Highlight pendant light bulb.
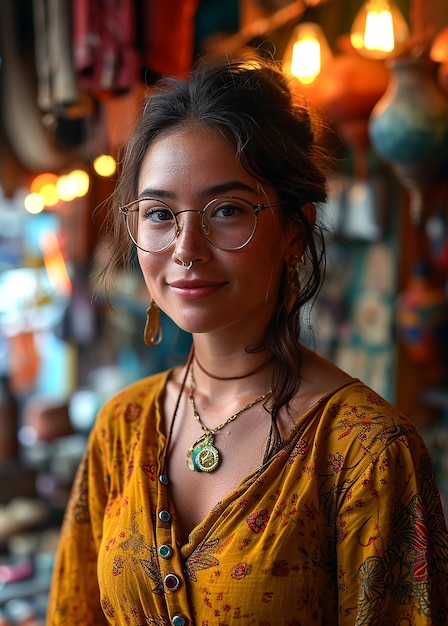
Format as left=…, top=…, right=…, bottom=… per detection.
left=350, top=0, right=410, bottom=60
left=283, top=23, right=332, bottom=84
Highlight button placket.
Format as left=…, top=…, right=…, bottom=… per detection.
left=156, top=471, right=190, bottom=626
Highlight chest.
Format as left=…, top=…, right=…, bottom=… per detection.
left=165, top=409, right=273, bottom=543
left=159, top=377, right=324, bottom=544
left=98, top=454, right=337, bottom=625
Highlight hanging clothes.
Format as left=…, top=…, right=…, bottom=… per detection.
left=72, top=0, right=140, bottom=96
left=141, top=0, right=200, bottom=78
left=32, top=0, right=79, bottom=112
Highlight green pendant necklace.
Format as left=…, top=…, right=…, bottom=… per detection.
left=187, top=367, right=271, bottom=473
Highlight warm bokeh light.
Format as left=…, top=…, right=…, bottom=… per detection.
left=68, top=169, right=90, bottom=197
left=24, top=193, right=45, bottom=214
left=93, top=154, right=117, bottom=177
left=30, top=172, right=58, bottom=195
left=39, top=183, right=59, bottom=207
left=364, top=9, right=395, bottom=52
left=29, top=168, right=90, bottom=210
left=292, top=38, right=321, bottom=84
left=56, top=175, right=78, bottom=202
left=350, top=0, right=410, bottom=59
left=283, top=23, right=332, bottom=85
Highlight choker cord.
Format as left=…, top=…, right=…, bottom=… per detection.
left=194, top=354, right=274, bottom=381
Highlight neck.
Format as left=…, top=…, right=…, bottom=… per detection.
left=194, top=351, right=273, bottom=381
left=190, top=343, right=273, bottom=401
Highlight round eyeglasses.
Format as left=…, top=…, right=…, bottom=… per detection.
left=119, top=196, right=284, bottom=253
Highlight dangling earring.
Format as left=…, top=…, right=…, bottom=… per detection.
left=144, top=300, right=162, bottom=346
left=285, top=255, right=302, bottom=314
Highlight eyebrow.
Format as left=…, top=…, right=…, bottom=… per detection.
left=138, top=181, right=257, bottom=201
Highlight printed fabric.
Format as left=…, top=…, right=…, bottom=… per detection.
left=47, top=370, right=448, bottom=625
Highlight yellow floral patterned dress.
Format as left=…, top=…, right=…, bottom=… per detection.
left=47, top=370, right=448, bottom=625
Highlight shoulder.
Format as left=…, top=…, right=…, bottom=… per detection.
left=315, top=379, right=428, bottom=464
left=93, top=368, right=172, bottom=431
left=299, top=347, right=415, bottom=438
left=322, top=379, right=409, bottom=425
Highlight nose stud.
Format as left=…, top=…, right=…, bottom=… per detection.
left=181, top=260, right=193, bottom=269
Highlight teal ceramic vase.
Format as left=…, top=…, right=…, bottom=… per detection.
left=369, top=57, right=448, bottom=225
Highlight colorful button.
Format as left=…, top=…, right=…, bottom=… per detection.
left=158, top=544, right=173, bottom=559
left=158, top=510, right=171, bottom=522
left=172, top=615, right=186, bottom=626
left=159, top=474, right=169, bottom=485
left=164, top=573, right=181, bottom=591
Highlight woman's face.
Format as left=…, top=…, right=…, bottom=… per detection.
left=136, top=125, right=302, bottom=342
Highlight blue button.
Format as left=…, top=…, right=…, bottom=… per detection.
left=172, top=616, right=186, bottom=626
left=158, top=544, right=173, bottom=559
left=164, top=573, right=181, bottom=591
left=159, top=474, right=169, bottom=485
left=158, top=510, right=171, bottom=522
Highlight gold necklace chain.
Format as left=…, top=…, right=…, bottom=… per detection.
left=186, top=366, right=271, bottom=473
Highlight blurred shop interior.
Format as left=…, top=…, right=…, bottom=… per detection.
left=1, top=0, right=448, bottom=622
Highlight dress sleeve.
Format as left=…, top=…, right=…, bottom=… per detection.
left=335, top=430, right=448, bottom=624
left=46, top=420, right=110, bottom=625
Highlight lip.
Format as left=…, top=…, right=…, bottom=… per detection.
left=169, top=278, right=227, bottom=300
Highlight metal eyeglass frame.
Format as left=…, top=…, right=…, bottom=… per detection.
left=119, top=196, right=285, bottom=252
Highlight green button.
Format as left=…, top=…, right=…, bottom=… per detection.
left=158, top=544, right=173, bottom=559
left=172, top=615, right=186, bottom=626
left=158, top=510, right=171, bottom=522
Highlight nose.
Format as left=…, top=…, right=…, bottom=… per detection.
left=172, top=210, right=211, bottom=266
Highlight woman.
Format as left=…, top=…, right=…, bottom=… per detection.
left=47, top=56, right=448, bottom=625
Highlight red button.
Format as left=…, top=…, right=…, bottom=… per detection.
left=164, top=573, right=181, bottom=591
